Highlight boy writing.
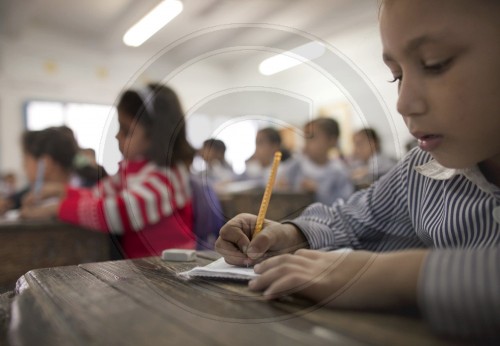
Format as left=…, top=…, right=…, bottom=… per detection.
left=216, top=0, right=500, bottom=339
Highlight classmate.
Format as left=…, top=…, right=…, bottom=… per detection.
left=241, top=127, right=286, bottom=186
left=21, top=84, right=197, bottom=258
left=216, top=0, right=500, bottom=339
left=199, top=138, right=236, bottom=184
left=278, top=118, right=354, bottom=205
left=0, top=127, right=80, bottom=216
left=348, top=128, right=396, bottom=188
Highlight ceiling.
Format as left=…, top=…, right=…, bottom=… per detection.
left=0, top=0, right=379, bottom=66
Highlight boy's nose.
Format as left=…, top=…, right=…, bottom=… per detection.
left=396, top=78, right=427, bottom=117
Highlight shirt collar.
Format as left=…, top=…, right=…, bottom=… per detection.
left=414, top=159, right=499, bottom=196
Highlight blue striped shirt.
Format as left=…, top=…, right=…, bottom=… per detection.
left=288, top=148, right=500, bottom=339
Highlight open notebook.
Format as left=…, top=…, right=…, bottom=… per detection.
left=178, top=257, right=258, bottom=281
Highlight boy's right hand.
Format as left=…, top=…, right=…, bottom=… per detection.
left=215, top=213, right=309, bottom=266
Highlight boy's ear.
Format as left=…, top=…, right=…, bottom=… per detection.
left=329, top=137, right=338, bottom=148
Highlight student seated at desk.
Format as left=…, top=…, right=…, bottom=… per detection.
left=198, top=139, right=236, bottom=185
left=277, top=118, right=354, bottom=205
left=216, top=0, right=500, bottom=340
left=0, top=127, right=80, bottom=216
left=240, top=127, right=290, bottom=188
left=21, top=84, right=197, bottom=258
left=348, top=128, right=396, bottom=188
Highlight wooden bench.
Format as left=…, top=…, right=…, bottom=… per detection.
left=0, top=219, right=111, bottom=292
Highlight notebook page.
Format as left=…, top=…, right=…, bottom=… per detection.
left=178, top=257, right=258, bottom=280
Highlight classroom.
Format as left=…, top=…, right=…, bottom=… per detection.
left=0, top=0, right=498, bottom=345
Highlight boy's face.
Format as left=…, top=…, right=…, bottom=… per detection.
left=303, top=124, right=336, bottom=162
left=380, top=0, right=500, bottom=169
left=201, top=145, right=219, bottom=163
left=254, top=132, right=279, bottom=167
left=353, top=133, right=376, bottom=162
left=116, top=112, right=151, bottom=161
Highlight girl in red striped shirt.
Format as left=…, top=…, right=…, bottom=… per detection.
left=22, top=84, right=197, bottom=258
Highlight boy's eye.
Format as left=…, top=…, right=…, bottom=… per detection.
left=422, top=58, right=453, bottom=74
left=388, top=75, right=402, bottom=89
left=388, top=76, right=402, bottom=84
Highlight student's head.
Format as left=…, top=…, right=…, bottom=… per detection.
left=303, top=118, right=339, bottom=163
left=353, top=128, right=380, bottom=162
left=116, top=83, right=195, bottom=166
left=379, top=0, right=500, bottom=169
left=21, top=127, right=79, bottom=184
left=201, top=139, right=226, bottom=164
left=254, top=127, right=282, bottom=167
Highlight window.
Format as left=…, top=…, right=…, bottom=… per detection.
left=187, top=114, right=260, bottom=175
left=25, top=101, right=121, bottom=175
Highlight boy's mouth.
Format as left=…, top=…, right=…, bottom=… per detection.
left=413, top=133, right=443, bottom=152
left=419, top=134, right=441, bottom=140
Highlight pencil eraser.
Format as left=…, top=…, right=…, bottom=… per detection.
left=161, top=249, right=197, bottom=262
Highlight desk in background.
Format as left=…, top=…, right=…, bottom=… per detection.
left=0, top=219, right=111, bottom=292
left=218, top=189, right=315, bottom=221
left=8, top=254, right=466, bottom=346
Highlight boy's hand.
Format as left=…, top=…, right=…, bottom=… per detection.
left=215, top=213, right=309, bottom=266
left=249, top=249, right=427, bottom=309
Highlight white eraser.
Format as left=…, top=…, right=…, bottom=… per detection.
left=161, top=249, right=197, bottom=262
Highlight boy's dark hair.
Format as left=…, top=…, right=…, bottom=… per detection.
left=357, top=128, right=381, bottom=152
left=117, top=83, right=196, bottom=167
left=307, top=117, right=340, bottom=139
left=22, top=127, right=79, bottom=171
left=203, top=139, right=226, bottom=154
left=258, top=127, right=282, bottom=146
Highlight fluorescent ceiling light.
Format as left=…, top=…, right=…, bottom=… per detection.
left=123, top=0, right=183, bottom=47
left=259, top=41, right=326, bottom=76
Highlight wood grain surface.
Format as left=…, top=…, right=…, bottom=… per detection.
left=7, top=254, right=467, bottom=346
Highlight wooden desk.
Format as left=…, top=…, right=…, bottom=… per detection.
left=8, top=254, right=465, bottom=346
left=218, top=190, right=315, bottom=221
left=0, top=219, right=111, bottom=292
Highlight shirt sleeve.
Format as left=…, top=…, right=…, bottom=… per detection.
left=287, top=151, right=426, bottom=251
left=418, top=246, right=500, bottom=339
left=58, top=167, right=190, bottom=234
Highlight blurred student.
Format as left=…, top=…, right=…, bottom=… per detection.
left=0, top=127, right=79, bottom=215
left=349, top=128, right=396, bottom=187
left=21, top=84, right=197, bottom=258
left=278, top=118, right=353, bottom=205
left=55, top=126, right=108, bottom=188
left=199, top=139, right=236, bottom=184
left=241, top=127, right=288, bottom=187
left=216, top=0, right=500, bottom=339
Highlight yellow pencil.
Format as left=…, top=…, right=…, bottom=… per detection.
left=253, top=151, right=282, bottom=237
